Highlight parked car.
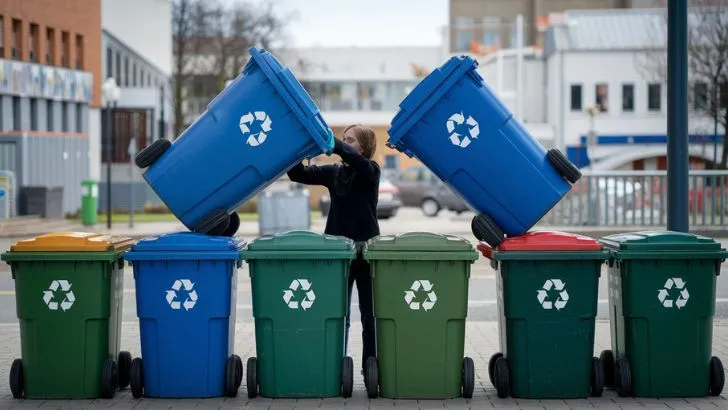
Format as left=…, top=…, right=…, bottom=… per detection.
left=389, top=165, right=470, bottom=216
left=421, top=183, right=471, bottom=217
left=319, top=178, right=402, bottom=219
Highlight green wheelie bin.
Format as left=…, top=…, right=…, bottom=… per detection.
left=478, top=231, right=608, bottom=399
left=599, top=231, right=728, bottom=398
left=1, top=232, right=134, bottom=399
left=363, top=232, right=479, bottom=399
left=242, top=230, right=356, bottom=398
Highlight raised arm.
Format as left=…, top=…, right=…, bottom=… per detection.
left=287, top=162, right=335, bottom=187
left=334, top=139, right=379, bottom=183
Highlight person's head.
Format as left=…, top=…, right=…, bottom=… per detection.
left=342, top=124, right=377, bottom=160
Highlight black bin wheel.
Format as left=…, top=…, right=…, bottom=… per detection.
left=117, top=351, right=132, bottom=390
left=599, top=349, right=615, bottom=388
left=222, top=212, right=241, bottom=237
left=9, top=358, right=23, bottom=399
left=195, top=210, right=230, bottom=236
left=135, top=139, right=171, bottom=168
left=710, top=356, right=725, bottom=396
left=616, top=357, right=632, bottom=397
left=493, top=357, right=510, bottom=398
left=488, top=352, right=503, bottom=387
left=225, top=355, right=239, bottom=397
left=365, top=356, right=379, bottom=399
left=462, top=357, right=475, bottom=399
left=232, top=354, right=243, bottom=390
left=246, top=357, right=258, bottom=399
left=130, top=357, right=144, bottom=399
left=341, top=356, right=353, bottom=398
left=546, top=148, right=582, bottom=184
left=591, top=357, right=604, bottom=397
left=471, top=214, right=504, bottom=247
left=100, top=357, right=118, bottom=399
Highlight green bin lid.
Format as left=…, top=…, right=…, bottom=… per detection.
left=365, top=232, right=478, bottom=261
left=243, top=230, right=355, bottom=260
left=600, top=230, right=728, bottom=260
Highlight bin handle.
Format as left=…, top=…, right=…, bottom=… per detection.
left=477, top=242, right=495, bottom=260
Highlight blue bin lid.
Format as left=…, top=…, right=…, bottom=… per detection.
left=246, top=47, right=335, bottom=154
left=388, top=55, right=479, bottom=146
left=125, top=232, right=245, bottom=261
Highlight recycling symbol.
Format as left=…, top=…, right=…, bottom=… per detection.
left=536, top=279, right=569, bottom=311
left=282, top=279, right=316, bottom=310
left=42, top=280, right=75, bottom=311
left=404, top=280, right=437, bottom=311
left=446, top=112, right=480, bottom=148
left=239, top=111, right=273, bottom=147
left=657, top=277, right=689, bottom=309
left=165, top=279, right=198, bottom=311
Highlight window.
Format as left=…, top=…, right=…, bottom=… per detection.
left=106, top=47, right=112, bottom=79
left=648, top=83, right=661, bottom=112
left=454, top=18, right=475, bottom=52
left=61, top=102, right=68, bottom=131
left=622, top=84, right=634, bottom=112
left=384, top=155, right=399, bottom=170
left=132, top=63, right=137, bottom=86
left=29, top=99, right=37, bottom=130
left=124, top=57, right=129, bottom=86
left=570, top=84, right=582, bottom=111
left=75, top=34, right=83, bottom=69
left=595, top=83, right=608, bottom=112
left=76, top=103, right=83, bottom=132
left=29, top=23, right=38, bottom=63
left=721, top=82, right=728, bottom=109
left=46, top=100, right=54, bottom=131
left=0, top=16, right=4, bottom=57
left=147, top=73, right=151, bottom=87
left=60, top=31, right=70, bottom=67
left=694, top=82, right=708, bottom=111
left=11, top=19, right=21, bottom=60
left=115, top=51, right=121, bottom=81
left=12, top=97, right=20, bottom=130
left=483, top=31, right=500, bottom=47
left=46, top=28, right=55, bottom=65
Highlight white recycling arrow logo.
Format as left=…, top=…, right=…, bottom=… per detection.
left=239, top=111, right=273, bottom=147
left=657, top=277, right=690, bottom=309
left=282, top=279, right=316, bottom=310
left=165, top=279, right=198, bottom=311
left=42, top=279, right=75, bottom=311
left=536, top=279, right=569, bottom=311
left=446, top=112, right=480, bottom=148
left=403, top=280, right=438, bottom=311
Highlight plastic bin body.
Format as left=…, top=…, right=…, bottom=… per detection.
left=243, top=231, right=355, bottom=398
left=1, top=232, right=133, bottom=398
left=143, top=47, right=334, bottom=231
left=480, top=231, right=607, bottom=398
left=124, top=233, right=243, bottom=398
left=364, top=232, right=478, bottom=399
left=600, top=231, right=728, bottom=397
left=387, top=56, right=571, bottom=236
left=81, top=180, right=98, bottom=225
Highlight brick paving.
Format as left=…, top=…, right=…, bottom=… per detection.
left=0, top=320, right=726, bottom=409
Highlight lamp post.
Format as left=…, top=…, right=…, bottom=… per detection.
left=102, top=78, right=121, bottom=229
left=585, top=104, right=600, bottom=171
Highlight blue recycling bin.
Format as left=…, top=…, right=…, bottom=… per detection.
left=124, top=232, right=245, bottom=399
left=387, top=55, right=580, bottom=245
left=138, top=47, right=334, bottom=236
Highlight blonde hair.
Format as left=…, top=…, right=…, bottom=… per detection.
left=343, top=124, right=377, bottom=160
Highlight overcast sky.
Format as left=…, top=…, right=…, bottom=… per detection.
left=251, top=0, right=449, bottom=47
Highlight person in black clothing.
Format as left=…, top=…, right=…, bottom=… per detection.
left=287, top=124, right=380, bottom=371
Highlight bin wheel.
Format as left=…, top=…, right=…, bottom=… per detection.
left=599, top=349, right=615, bottom=388
left=232, top=354, right=243, bottom=389
left=546, top=148, right=582, bottom=184
left=471, top=214, right=504, bottom=247
left=365, top=356, right=379, bottom=399
left=615, top=357, right=632, bottom=397
left=9, top=358, right=23, bottom=399
left=130, top=358, right=144, bottom=399
left=135, top=139, right=171, bottom=168
left=488, top=352, right=503, bottom=387
left=195, top=210, right=230, bottom=236
left=222, top=212, right=240, bottom=237
left=100, top=357, right=118, bottom=399
left=341, top=356, right=354, bottom=398
left=462, top=357, right=475, bottom=399
left=246, top=357, right=258, bottom=398
left=710, top=356, right=725, bottom=396
left=117, top=351, right=132, bottom=390
left=591, top=357, right=604, bottom=397
left=225, top=355, right=239, bottom=397
left=493, top=357, right=510, bottom=399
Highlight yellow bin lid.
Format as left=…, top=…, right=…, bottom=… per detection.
left=10, top=232, right=135, bottom=252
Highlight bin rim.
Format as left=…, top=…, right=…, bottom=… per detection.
left=242, top=230, right=356, bottom=260
left=124, top=232, right=245, bottom=261
left=364, top=232, right=479, bottom=261
left=477, top=231, right=609, bottom=261
left=2, top=232, right=134, bottom=255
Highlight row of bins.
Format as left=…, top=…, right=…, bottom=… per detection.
left=2, top=230, right=726, bottom=400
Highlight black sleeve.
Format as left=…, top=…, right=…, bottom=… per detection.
left=334, top=139, right=379, bottom=184
left=286, top=162, right=335, bottom=187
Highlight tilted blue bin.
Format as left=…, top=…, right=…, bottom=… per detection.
left=388, top=55, right=576, bottom=238
left=124, top=233, right=245, bottom=398
left=141, top=47, right=334, bottom=234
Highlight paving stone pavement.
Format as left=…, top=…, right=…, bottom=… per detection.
left=0, top=320, right=726, bottom=409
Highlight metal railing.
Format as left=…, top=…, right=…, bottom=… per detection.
left=538, top=170, right=728, bottom=228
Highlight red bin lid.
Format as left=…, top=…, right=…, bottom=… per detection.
left=478, top=231, right=602, bottom=258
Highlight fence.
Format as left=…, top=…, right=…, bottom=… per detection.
left=538, top=170, right=728, bottom=228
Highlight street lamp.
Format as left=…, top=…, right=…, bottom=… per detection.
left=102, top=77, right=121, bottom=229
left=585, top=104, right=601, bottom=171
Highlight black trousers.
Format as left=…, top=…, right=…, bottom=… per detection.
left=344, top=246, right=376, bottom=369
